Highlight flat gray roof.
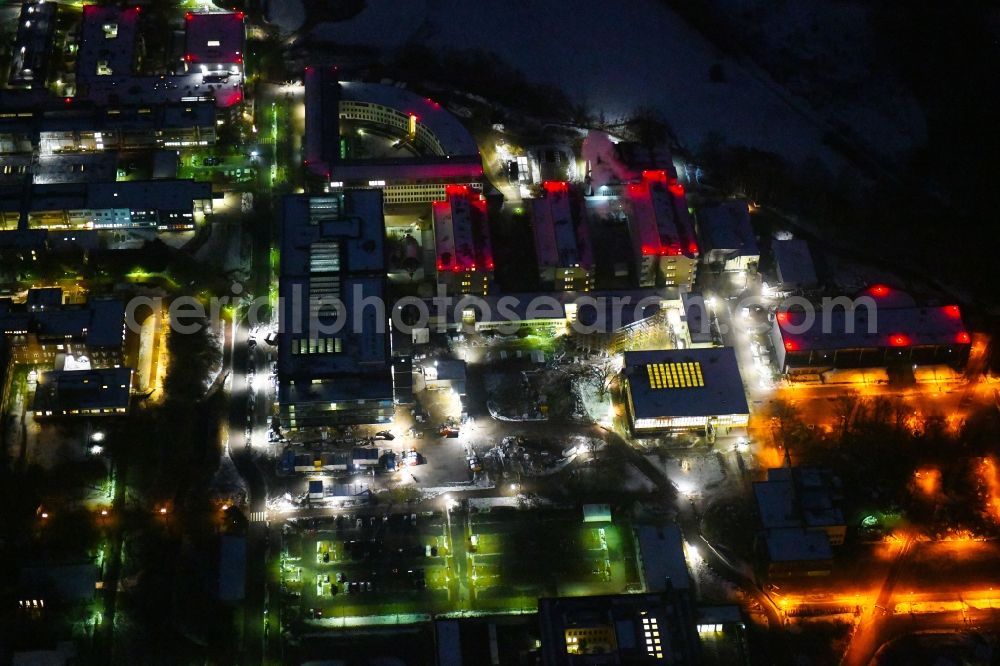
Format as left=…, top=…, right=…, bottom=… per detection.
left=9, top=1, right=57, bottom=86
left=776, top=304, right=968, bottom=351
left=764, top=528, right=832, bottom=563
left=32, top=367, right=132, bottom=413
left=681, top=292, right=712, bottom=344
left=1, top=179, right=211, bottom=215
left=78, top=6, right=140, bottom=80
left=185, top=11, right=245, bottom=65
left=757, top=466, right=844, bottom=530
left=636, top=524, right=690, bottom=591
left=697, top=201, right=759, bottom=257
left=772, top=239, right=817, bottom=289
left=0, top=290, right=124, bottom=348
left=623, top=347, right=748, bottom=419
left=278, top=191, right=390, bottom=382
left=32, top=153, right=118, bottom=185
left=85, top=180, right=212, bottom=209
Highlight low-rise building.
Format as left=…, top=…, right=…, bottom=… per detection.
left=184, top=11, right=246, bottom=78
left=8, top=1, right=57, bottom=89
left=423, top=289, right=670, bottom=353
left=538, top=591, right=700, bottom=665
left=759, top=528, right=833, bottom=578
left=754, top=459, right=844, bottom=577
left=696, top=201, right=758, bottom=272
left=7, top=180, right=213, bottom=232
left=635, top=524, right=691, bottom=593
left=76, top=6, right=244, bottom=109
left=304, top=71, right=483, bottom=203
left=621, top=348, right=749, bottom=434
left=769, top=238, right=818, bottom=293
left=625, top=170, right=698, bottom=288
left=433, top=184, right=494, bottom=296
left=0, top=95, right=217, bottom=159
left=754, top=464, right=846, bottom=546
left=532, top=181, right=594, bottom=291
left=679, top=292, right=714, bottom=348
left=421, top=358, right=466, bottom=396
left=352, top=447, right=380, bottom=469
left=770, top=286, right=971, bottom=375
left=32, top=367, right=132, bottom=417
left=0, top=289, right=126, bottom=369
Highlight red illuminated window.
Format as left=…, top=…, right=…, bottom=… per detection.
left=888, top=334, right=910, bottom=347
left=870, top=284, right=889, bottom=297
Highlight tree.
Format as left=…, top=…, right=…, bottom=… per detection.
left=591, top=358, right=619, bottom=399
left=163, top=318, right=222, bottom=403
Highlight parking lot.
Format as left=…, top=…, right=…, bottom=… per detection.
left=283, top=511, right=454, bottom=621
left=280, top=508, right=643, bottom=624
left=466, top=509, right=642, bottom=612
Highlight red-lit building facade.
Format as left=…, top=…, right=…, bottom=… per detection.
left=184, top=11, right=246, bottom=79
left=770, top=285, right=972, bottom=374
left=432, top=185, right=494, bottom=296
left=531, top=181, right=594, bottom=291
left=75, top=6, right=245, bottom=109
left=624, top=170, right=699, bottom=289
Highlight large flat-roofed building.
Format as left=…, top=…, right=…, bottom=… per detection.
left=424, top=289, right=669, bottom=352
left=770, top=287, right=971, bottom=374
left=0, top=98, right=217, bottom=155
left=621, top=348, right=748, bottom=434
left=184, top=11, right=246, bottom=74
left=759, top=528, right=833, bottom=578
left=696, top=201, right=759, bottom=272
left=625, top=170, right=698, bottom=288
left=277, top=191, right=394, bottom=430
left=76, top=6, right=244, bottom=109
left=0, top=179, right=212, bottom=233
left=635, top=524, right=691, bottom=593
left=755, top=463, right=846, bottom=547
left=77, top=5, right=140, bottom=80
left=32, top=367, right=132, bottom=417
left=432, top=184, right=494, bottom=296
left=532, top=181, right=594, bottom=291
left=539, top=592, right=700, bottom=665
left=9, top=1, right=58, bottom=88
left=769, top=239, right=818, bottom=292
left=0, top=289, right=126, bottom=368
left=305, top=69, right=483, bottom=204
